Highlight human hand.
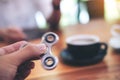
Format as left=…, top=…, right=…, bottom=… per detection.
left=0, top=41, right=46, bottom=80
left=0, top=27, right=27, bottom=43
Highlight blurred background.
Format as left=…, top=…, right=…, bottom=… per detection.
left=0, top=0, right=120, bottom=41
left=60, top=0, right=120, bottom=26
left=20, top=0, right=120, bottom=29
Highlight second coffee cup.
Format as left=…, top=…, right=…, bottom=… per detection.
left=66, top=35, right=108, bottom=59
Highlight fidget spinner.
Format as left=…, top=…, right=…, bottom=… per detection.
left=20, top=32, right=59, bottom=70
left=41, top=32, right=59, bottom=70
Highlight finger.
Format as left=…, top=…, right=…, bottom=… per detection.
left=10, top=29, right=27, bottom=39
left=15, top=61, right=34, bottom=80
left=18, top=61, right=35, bottom=72
left=15, top=70, right=31, bottom=80
left=22, top=70, right=31, bottom=79
left=7, top=27, right=27, bottom=41
left=8, top=29, right=27, bottom=40
left=6, top=43, right=46, bottom=66
left=0, top=41, right=28, bottom=56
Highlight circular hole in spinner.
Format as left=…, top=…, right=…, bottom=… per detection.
left=45, top=34, right=56, bottom=43
left=44, top=57, right=55, bottom=67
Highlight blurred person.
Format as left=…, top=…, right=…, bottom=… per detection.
left=0, top=0, right=61, bottom=43
left=0, top=41, right=47, bottom=80
left=0, top=27, right=27, bottom=43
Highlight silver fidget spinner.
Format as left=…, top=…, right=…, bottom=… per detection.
left=41, top=32, right=59, bottom=70
left=20, top=32, right=59, bottom=70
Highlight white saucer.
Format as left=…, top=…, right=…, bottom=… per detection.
left=109, top=37, right=120, bottom=49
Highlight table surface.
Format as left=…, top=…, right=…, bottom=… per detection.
left=1, top=19, right=120, bottom=80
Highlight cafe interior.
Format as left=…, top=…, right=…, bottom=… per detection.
left=0, top=0, right=120, bottom=80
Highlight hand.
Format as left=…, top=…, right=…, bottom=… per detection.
left=0, top=27, right=27, bottom=43
left=0, top=41, right=46, bottom=80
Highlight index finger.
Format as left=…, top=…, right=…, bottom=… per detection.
left=0, top=41, right=27, bottom=56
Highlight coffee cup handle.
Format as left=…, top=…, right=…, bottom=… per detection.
left=98, top=43, right=108, bottom=55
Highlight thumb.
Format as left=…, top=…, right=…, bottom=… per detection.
left=6, top=43, right=46, bottom=66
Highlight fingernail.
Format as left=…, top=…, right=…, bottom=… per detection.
left=37, top=44, right=47, bottom=53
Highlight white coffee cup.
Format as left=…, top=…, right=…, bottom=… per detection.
left=109, top=24, right=120, bottom=52
left=111, top=24, right=120, bottom=37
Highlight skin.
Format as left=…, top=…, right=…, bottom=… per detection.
left=0, top=41, right=47, bottom=80
left=0, top=27, right=26, bottom=43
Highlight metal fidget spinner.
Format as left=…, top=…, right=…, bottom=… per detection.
left=41, top=32, right=59, bottom=70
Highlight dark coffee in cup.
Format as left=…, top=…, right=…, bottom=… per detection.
left=66, top=35, right=107, bottom=59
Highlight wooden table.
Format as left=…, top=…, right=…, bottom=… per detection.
left=1, top=19, right=120, bottom=80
